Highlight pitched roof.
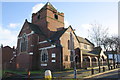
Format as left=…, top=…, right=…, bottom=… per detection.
left=45, top=2, right=56, bottom=11
left=77, top=36, right=93, bottom=45
left=88, top=47, right=102, bottom=55
left=50, top=29, right=67, bottom=42
left=82, top=49, right=97, bottom=56
left=27, top=21, right=62, bottom=47
left=27, top=22, right=47, bottom=37
left=40, top=2, right=56, bottom=12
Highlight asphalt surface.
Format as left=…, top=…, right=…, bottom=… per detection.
left=85, top=68, right=120, bottom=80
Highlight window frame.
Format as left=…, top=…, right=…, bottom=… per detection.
left=52, top=53, right=56, bottom=58
left=41, top=49, right=48, bottom=62
left=20, top=33, right=28, bottom=52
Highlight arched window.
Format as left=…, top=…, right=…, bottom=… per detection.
left=41, top=49, right=48, bottom=62
left=20, top=33, right=27, bottom=52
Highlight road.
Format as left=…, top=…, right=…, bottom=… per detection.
left=90, top=68, right=120, bottom=80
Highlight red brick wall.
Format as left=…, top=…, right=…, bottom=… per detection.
left=32, top=6, right=64, bottom=38
left=60, top=27, right=81, bottom=69
left=2, top=46, right=16, bottom=70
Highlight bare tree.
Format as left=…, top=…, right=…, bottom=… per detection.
left=88, top=23, right=108, bottom=47
left=102, top=35, right=120, bottom=68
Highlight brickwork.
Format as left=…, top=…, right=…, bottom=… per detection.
left=15, top=2, right=107, bottom=71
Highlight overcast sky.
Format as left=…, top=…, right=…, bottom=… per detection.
left=0, top=1, right=118, bottom=47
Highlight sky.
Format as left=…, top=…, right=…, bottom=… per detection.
left=0, top=1, right=118, bottom=47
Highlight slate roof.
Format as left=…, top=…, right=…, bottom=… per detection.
left=27, top=22, right=94, bottom=46
left=88, top=47, right=102, bottom=55
left=77, top=36, right=93, bottom=45
left=81, top=49, right=97, bottom=56
left=27, top=22, right=47, bottom=38
left=50, top=29, right=67, bottom=42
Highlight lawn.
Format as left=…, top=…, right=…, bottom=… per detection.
left=3, top=69, right=45, bottom=75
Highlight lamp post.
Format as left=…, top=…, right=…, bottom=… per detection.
left=70, top=31, right=77, bottom=79
left=73, top=50, right=77, bottom=79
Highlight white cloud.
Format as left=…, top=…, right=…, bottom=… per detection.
left=0, top=25, right=18, bottom=47
left=9, top=23, right=20, bottom=28
left=31, top=3, right=45, bottom=13
left=64, top=20, right=70, bottom=28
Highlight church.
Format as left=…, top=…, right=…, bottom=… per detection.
left=16, top=2, right=107, bottom=71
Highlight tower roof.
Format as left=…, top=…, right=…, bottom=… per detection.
left=41, top=2, right=56, bottom=11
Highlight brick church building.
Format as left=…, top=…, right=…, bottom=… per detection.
left=16, top=2, right=107, bottom=71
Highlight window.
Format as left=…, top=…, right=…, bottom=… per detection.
left=54, top=14, right=58, bottom=19
left=41, top=49, right=48, bottom=62
left=20, top=33, right=27, bottom=52
left=51, top=60, right=56, bottom=62
left=52, top=53, right=56, bottom=58
left=65, top=55, right=68, bottom=61
left=37, top=14, right=40, bottom=19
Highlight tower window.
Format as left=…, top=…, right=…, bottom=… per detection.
left=37, top=14, right=40, bottom=20
left=54, top=14, right=58, bottom=19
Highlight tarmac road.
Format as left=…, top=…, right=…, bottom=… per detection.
left=87, top=68, right=120, bottom=80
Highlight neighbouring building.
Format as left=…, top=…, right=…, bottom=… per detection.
left=0, top=45, right=16, bottom=71
left=15, top=2, right=107, bottom=71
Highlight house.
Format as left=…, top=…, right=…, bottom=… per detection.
left=16, top=2, right=107, bottom=71
left=0, top=45, right=16, bottom=71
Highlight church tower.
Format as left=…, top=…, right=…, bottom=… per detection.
left=32, top=2, right=64, bottom=37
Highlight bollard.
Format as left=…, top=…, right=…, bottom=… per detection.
left=85, top=67, right=87, bottom=70
left=108, top=66, right=110, bottom=70
left=116, top=65, right=117, bottom=68
left=28, top=70, right=30, bottom=80
left=91, top=68, right=94, bottom=75
left=45, top=70, right=52, bottom=80
left=114, top=65, right=116, bottom=69
left=111, top=66, right=113, bottom=69
left=103, top=67, right=105, bottom=72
